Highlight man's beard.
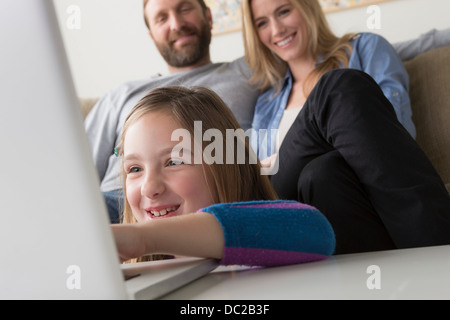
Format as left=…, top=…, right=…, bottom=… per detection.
left=155, top=20, right=211, bottom=68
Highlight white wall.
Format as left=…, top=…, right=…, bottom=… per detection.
left=53, top=0, right=450, bottom=98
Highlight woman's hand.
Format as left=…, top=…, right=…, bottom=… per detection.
left=260, top=153, right=279, bottom=175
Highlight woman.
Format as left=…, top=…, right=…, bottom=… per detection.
left=111, top=86, right=336, bottom=266
left=242, top=0, right=415, bottom=162
left=241, top=0, right=450, bottom=254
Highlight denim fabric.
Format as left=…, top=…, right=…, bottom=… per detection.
left=103, top=189, right=124, bottom=224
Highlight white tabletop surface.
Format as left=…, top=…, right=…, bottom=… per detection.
left=162, top=245, right=450, bottom=300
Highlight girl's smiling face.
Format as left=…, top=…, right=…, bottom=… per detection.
left=123, top=110, right=215, bottom=222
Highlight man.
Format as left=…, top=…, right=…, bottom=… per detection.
left=85, top=0, right=259, bottom=223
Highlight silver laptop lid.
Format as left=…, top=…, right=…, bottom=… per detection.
left=0, top=0, right=126, bottom=299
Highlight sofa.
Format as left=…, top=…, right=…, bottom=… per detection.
left=79, top=45, right=450, bottom=195
left=403, top=45, right=450, bottom=194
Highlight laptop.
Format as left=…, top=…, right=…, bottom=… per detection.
left=0, top=0, right=218, bottom=299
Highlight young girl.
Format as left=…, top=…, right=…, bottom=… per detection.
left=111, top=86, right=335, bottom=267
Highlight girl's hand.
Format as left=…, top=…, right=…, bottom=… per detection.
left=111, top=213, right=224, bottom=263
left=111, top=224, right=147, bottom=263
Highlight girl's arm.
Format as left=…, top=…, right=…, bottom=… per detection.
left=111, top=212, right=225, bottom=263
left=112, top=201, right=336, bottom=267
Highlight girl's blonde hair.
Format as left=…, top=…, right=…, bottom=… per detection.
left=116, top=86, right=278, bottom=262
left=241, top=0, right=355, bottom=96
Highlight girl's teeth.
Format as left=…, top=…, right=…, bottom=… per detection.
left=150, top=207, right=177, bottom=217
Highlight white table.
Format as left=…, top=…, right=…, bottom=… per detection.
left=162, top=245, right=450, bottom=300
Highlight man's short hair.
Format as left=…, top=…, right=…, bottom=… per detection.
left=143, top=0, right=208, bottom=29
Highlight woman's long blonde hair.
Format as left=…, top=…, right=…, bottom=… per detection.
left=116, top=86, right=278, bottom=262
left=241, top=0, right=355, bottom=96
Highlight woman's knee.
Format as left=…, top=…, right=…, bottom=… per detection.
left=298, top=151, right=348, bottom=200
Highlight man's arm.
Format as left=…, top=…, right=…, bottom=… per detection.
left=84, top=93, right=121, bottom=182
left=392, top=27, right=450, bottom=61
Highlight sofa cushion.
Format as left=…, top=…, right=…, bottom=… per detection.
left=403, top=45, right=450, bottom=194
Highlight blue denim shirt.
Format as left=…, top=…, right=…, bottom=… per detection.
left=251, top=32, right=416, bottom=159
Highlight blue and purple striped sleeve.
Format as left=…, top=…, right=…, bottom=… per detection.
left=199, top=200, right=336, bottom=267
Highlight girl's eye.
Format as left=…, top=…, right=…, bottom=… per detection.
left=127, top=166, right=142, bottom=174
left=167, top=159, right=185, bottom=167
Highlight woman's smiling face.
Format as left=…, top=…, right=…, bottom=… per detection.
left=251, top=0, right=311, bottom=64
left=123, top=110, right=215, bottom=222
